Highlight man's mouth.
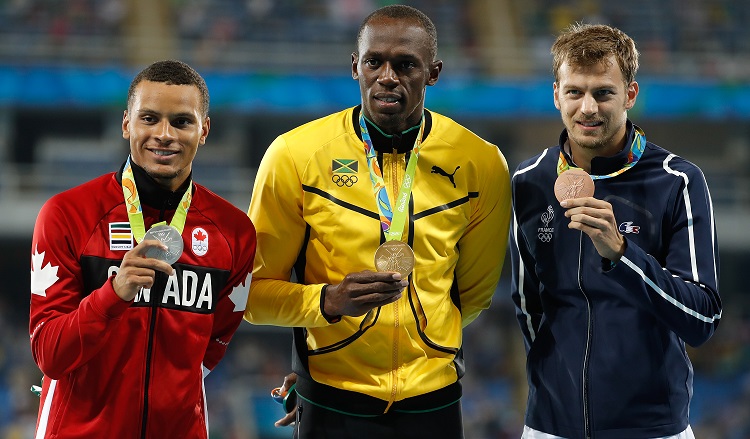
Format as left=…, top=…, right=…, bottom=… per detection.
left=151, top=149, right=177, bottom=157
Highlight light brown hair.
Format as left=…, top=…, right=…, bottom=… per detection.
left=551, top=23, right=639, bottom=85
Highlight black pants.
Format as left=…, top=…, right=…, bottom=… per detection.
left=293, top=399, right=464, bottom=439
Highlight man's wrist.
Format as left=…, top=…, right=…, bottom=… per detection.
left=320, top=285, right=341, bottom=323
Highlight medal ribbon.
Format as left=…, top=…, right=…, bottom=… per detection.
left=121, top=156, right=193, bottom=243
left=557, top=125, right=646, bottom=179
left=360, top=114, right=424, bottom=242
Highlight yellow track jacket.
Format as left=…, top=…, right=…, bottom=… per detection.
left=246, top=106, right=511, bottom=415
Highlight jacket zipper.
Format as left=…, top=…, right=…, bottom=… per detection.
left=139, top=206, right=168, bottom=438
left=578, top=231, right=593, bottom=439
left=385, top=149, right=402, bottom=413
left=139, top=296, right=160, bottom=438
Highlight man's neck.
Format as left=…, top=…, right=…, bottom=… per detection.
left=567, top=137, right=628, bottom=173
left=357, top=108, right=431, bottom=155
left=129, top=160, right=190, bottom=209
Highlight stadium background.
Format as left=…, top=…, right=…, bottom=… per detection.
left=1, top=0, right=749, bottom=437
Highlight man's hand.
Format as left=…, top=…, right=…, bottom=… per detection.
left=561, top=197, right=626, bottom=261
left=324, top=270, right=409, bottom=317
left=113, top=240, right=175, bottom=301
left=274, top=373, right=298, bottom=427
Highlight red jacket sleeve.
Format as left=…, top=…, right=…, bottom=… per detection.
left=29, top=196, right=132, bottom=379
left=201, top=216, right=256, bottom=372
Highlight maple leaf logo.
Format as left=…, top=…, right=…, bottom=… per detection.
left=194, top=229, right=207, bottom=241
left=228, top=272, right=251, bottom=313
left=31, top=247, right=59, bottom=297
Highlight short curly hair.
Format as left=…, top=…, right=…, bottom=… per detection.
left=356, top=4, right=438, bottom=61
left=127, top=60, right=210, bottom=117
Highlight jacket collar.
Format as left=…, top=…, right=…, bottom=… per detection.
left=351, top=105, right=433, bottom=154
left=116, top=160, right=191, bottom=210
left=558, top=119, right=636, bottom=176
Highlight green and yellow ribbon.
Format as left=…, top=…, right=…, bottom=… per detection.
left=121, top=156, right=192, bottom=242
left=360, top=114, right=424, bottom=242
left=557, top=125, right=647, bottom=179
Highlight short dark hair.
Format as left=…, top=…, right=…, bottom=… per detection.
left=356, top=5, right=438, bottom=61
left=127, top=60, right=210, bottom=117
left=551, top=23, right=639, bottom=85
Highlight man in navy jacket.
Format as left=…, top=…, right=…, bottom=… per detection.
left=510, top=24, right=721, bottom=439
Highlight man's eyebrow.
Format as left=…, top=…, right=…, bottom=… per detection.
left=136, top=108, right=197, bottom=119
left=170, top=112, right=198, bottom=119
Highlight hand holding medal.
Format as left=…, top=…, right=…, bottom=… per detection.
left=113, top=235, right=177, bottom=302
left=319, top=114, right=419, bottom=319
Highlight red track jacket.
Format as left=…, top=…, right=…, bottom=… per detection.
left=29, top=164, right=256, bottom=438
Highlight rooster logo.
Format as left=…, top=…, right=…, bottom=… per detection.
left=541, top=206, right=554, bottom=227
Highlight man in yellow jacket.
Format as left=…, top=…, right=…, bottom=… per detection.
left=245, top=5, right=511, bottom=438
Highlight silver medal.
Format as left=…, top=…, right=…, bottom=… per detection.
left=143, top=224, right=184, bottom=265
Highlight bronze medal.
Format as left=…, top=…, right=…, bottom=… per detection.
left=374, top=240, right=415, bottom=278
left=554, top=168, right=595, bottom=202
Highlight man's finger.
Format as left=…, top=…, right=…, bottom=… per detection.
left=347, top=270, right=403, bottom=283
left=124, top=241, right=176, bottom=275
left=130, top=239, right=169, bottom=257
left=275, top=410, right=296, bottom=427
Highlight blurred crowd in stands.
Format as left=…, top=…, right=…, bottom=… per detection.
left=0, top=0, right=749, bottom=78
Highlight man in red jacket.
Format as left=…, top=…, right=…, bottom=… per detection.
left=29, top=59, right=256, bottom=438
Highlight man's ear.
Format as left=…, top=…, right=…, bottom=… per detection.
left=427, top=60, right=443, bottom=86
left=625, top=81, right=639, bottom=110
left=199, top=116, right=210, bottom=146
left=352, top=52, right=359, bottom=80
left=122, top=110, right=130, bottom=140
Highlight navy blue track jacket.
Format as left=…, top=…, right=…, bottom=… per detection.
left=509, top=121, right=721, bottom=439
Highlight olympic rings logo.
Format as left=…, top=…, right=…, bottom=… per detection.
left=538, top=233, right=553, bottom=242
left=332, top=175, right=358, bottom=187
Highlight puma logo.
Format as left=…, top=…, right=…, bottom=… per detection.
left=431, top=165, right=460, bottom=188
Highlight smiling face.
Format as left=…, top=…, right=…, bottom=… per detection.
left=553, top=54, right=638, bottom=160
left=352, top=16, right=441, bottom=134
left=122, top=80, right=210, bottom=191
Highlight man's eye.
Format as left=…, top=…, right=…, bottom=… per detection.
left=365, top=59, right=380, bottom=67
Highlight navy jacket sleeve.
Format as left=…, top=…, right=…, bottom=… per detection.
left=606, top=158, right=721, bottom=347
left=509, top=180, right=543, bottom=352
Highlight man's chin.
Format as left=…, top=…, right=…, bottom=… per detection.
left=370, top=113, right=406, bottom=134
left=570, top=134, right=606, bottom=151
left=145, top=167, right=181, bottom=182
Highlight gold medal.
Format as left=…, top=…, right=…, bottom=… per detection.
left=374, top=240, right=415, bottom=278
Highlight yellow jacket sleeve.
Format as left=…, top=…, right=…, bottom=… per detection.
left=244, top=135, right=331, bottom=328
left=456, top=144, right=512, bottom=327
